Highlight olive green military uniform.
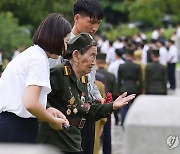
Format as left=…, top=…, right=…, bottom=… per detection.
left=118, top=60, right=142, bottom=94
left=117, top=59, right=142, bottom=126
left=145, top=61, right=167, bottom=95
left=37, top=61, right=114, bottom=152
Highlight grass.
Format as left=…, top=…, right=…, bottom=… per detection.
left=176, top=62, right=180, bottom=68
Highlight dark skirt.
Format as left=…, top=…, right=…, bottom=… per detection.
left=0, top=112, right=38, bottom=143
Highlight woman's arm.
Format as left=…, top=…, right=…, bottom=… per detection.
left=24, top=85, right=68, bottom=130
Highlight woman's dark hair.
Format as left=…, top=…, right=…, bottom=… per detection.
left=33, top=13, right=71, bottom=55
left=73, top=0, right=104, bottom=20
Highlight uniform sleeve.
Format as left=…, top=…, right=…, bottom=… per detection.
left=25, top=57, right=51, bottom=93
left=84, top=103, right=113, bottom=121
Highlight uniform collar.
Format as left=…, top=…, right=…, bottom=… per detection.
left=64, top=61, right=77, bottom=83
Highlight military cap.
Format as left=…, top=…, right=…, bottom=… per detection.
left=96, top=53, right=106, bottom=61
left=63, top=32, right=97, bottom=59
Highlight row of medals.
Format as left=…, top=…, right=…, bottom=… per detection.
left=66, top=92, right=86, bottom=115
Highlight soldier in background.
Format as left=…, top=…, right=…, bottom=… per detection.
left=145, top=49, right=167, bottom=95
left=118, top=49, right=142, bottom=127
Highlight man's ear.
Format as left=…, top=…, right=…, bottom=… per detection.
left=74, top=14, right=80, bottom=22
left=72, top=50, right=79, bottom=62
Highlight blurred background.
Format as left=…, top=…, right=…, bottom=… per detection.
left=0, top=0, right=179, bottom=57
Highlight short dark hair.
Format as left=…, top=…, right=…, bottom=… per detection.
left=73, top=0, right=104, bottom=20
left=33, top=13, right=71, bottom=56
left=150, top=49, right=159, bottom=57
left=168, top=39, right=174, bottom=44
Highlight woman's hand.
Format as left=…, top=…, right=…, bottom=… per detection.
left=113, top=92, right=136, bottom=110
left=47, top=107, right=66, bottom=120
left=49, top=117, right=69, bottom=130
left=47, top=107, right=69, bottom=130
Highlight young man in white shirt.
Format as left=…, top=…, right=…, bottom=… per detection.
left=167, top=39, right=178, bottom=89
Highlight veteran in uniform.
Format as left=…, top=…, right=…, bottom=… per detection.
left=37, top=33, right=135, bottom=154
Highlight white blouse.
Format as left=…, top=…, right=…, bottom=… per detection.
left=0, top=45, right=51, bottom=118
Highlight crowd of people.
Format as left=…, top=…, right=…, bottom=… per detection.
left=94, top=26, right=179, bottom=128
left=0, top=0, right=179, bottom=154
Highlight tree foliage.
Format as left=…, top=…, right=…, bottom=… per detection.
left=0, top=0, right=74, bottom=55
left=100, top=0, right=180, bottom=27
left=0, top=12, right=32, bottom=56
left=0, top=0, right=179, bottom=55
left=0, top=0, right=74, bottom=31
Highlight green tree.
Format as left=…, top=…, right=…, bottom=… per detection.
left=101, top=0, right=128, bottom=24
left=0, top=0, right=74, bottom=32
left=126, top=0, right=180, bottom=27
left=0, top=12, right=32, bottom=56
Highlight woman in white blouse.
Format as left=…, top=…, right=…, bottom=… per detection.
left=0, top=13, right=71, bottom=143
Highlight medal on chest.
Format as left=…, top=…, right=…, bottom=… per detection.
left=80, top=92, right=90, bottom=113
left=66, top=87, right=79, bottom=115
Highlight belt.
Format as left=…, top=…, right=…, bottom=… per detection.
left=67, top=116, right=86, bottom=129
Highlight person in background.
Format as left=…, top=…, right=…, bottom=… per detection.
left=96, top=53, right=117, bottom=154
left=106, top=41, right=116, bottom=65
left=167, top=39, right=178, bottom=90
left=108, top=48, right=125, bottom=82
left=93, top=80, right=107, bottom=154
left=156, top=40, right=168, bottom=66
left=118, top=49, right=142, bottom=127
left=0, top=13, right=71, bottom=143
left=134, top=47, right=146, bottom=93
left=108, top=48, right=125, bottom=125
left=145, top=49, right=167, bottom=95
